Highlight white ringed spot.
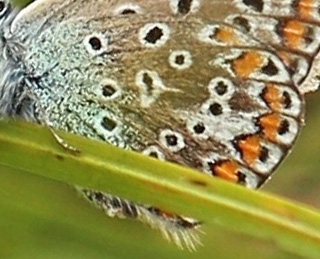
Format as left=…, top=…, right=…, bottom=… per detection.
left=113, top=3, right=143, bottom=15
left=96, top=79, right=122, bottom=101
left=136, top=70, right=166, bottom=107
left=83, top=33, right=108, bottom=56
left=142, top=146, right=165, bottom=160
left=139, top=23, right=171, bottom=48
left=169, top=0, right=201, bottom=15
left=169, top=50, right=193, bottom=70
left=159, top=129, right=185, bottom=152
left=208, top=77, right=235, bottom=100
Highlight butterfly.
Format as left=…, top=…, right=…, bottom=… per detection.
left=0, top=0, right=319, bottom=250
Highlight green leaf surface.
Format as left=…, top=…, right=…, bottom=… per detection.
left=1, top=119, right=320, bottom=259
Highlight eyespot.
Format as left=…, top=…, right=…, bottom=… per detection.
left=141, top=72, right=154, bottom=90
left=99, top=79, right=121, bottom=100
left=215, top=83, right=227, bottom=95
left=259, top=146, right=269, bottom=163
left=145, top=27, right=163, bottom=44
left=169, top=50, right=193, bottom=70
left=232, top=16, right=251, bottom=32
left=193, top=123, right=205, bottom=134
left=93, top=112, right=121, bottom=141
left=102, top=84, right=116, bottom=97
left=186, top=117, right=210, bottom=139
left=101, top=116, right=117, bottom=132
left=260, top=59, right=279, bottom=76
left=170, top=0, right=201, bottom=15
left=91, top=79, right=122, bottom=101
left=282, top=91, right=292, bottom=109
left=278, top=119, right=290, bottom=135
left=136, top=70, right=166, bottom=107
left=142, top=146, right=165, bottom=160
left=209, top=102, right=223, bottom=116
left=201, top=98, right=231, bottom=118
left=89, top=37, right=102, bottom=50
left=241, top=0, right=264, bottom=13
left=84, top=33, right=108, bottom=56
left=208, top=77, right=235, bottom=100
left=121, top=9, right=136, bottom=15
left=137, top=70, right=163, bottom=89
left=159, top=129, right=185, bottom=152
left=139, top=23, right=170, bottom=48
left=114, top=3, right=143, bottom=15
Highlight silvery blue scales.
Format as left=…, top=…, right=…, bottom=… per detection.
left=1, top=0, right=320, bottom=249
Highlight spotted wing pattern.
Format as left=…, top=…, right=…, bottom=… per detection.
left=7, top=0, right=320, bottom=249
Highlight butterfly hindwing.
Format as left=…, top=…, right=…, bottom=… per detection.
left=9, top=0, right=311, bottom=188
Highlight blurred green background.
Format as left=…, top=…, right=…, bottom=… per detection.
left=1, top=1, right=320, bottom=258
left=266, top=92, right=320, bottom=209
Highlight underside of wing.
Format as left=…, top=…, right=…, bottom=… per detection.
left=14, top=0, right=320, bottom=188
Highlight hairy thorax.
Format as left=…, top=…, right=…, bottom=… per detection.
left=0, top=2, right=35, bottom=120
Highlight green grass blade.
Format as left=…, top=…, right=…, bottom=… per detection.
left=1, top=119, right=320, bottom=258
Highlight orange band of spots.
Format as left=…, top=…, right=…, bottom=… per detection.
left=215, top=27, right=238, bottom=45
left=214, top=160, right=239, bottom=182
left=282, top=20, right=306, bottom=49
left=232, top=51, right=264, bottom=78
left=238, top=135, right=261, bottom=166
left=259, top=113, right=281, bottom=141
left=263, top=84, right=281, bottom=111
left=297, top=0, right=314, bottom=20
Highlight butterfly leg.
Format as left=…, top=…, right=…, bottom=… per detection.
left=47, top=122, right=80, bottom=154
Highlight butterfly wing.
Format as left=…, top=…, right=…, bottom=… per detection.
left=13, top=0, right=320, bottom=93
left=7, top=0, right=320, bottom=249
left=10, top=0, right=318, bottom=189
left=13, top=0, right=320, bottom=94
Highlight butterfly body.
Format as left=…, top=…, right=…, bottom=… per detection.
left=0, top=0, right=319, bottom=249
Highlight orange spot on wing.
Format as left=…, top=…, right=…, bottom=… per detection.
left=263, top=84, right=281, bottom=111
left=232, top=51, right=264, bottom=78
left=214, top=160, right=239, bottom=182
left=258, top=113, right=281, bottom=141
left=238, top=135, right=261, bottom=166
left=297, top=0, right=313, bottom=20
left=282, top=20, right=306, bottom=49
left=215, top=27, right=238, bottom=44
